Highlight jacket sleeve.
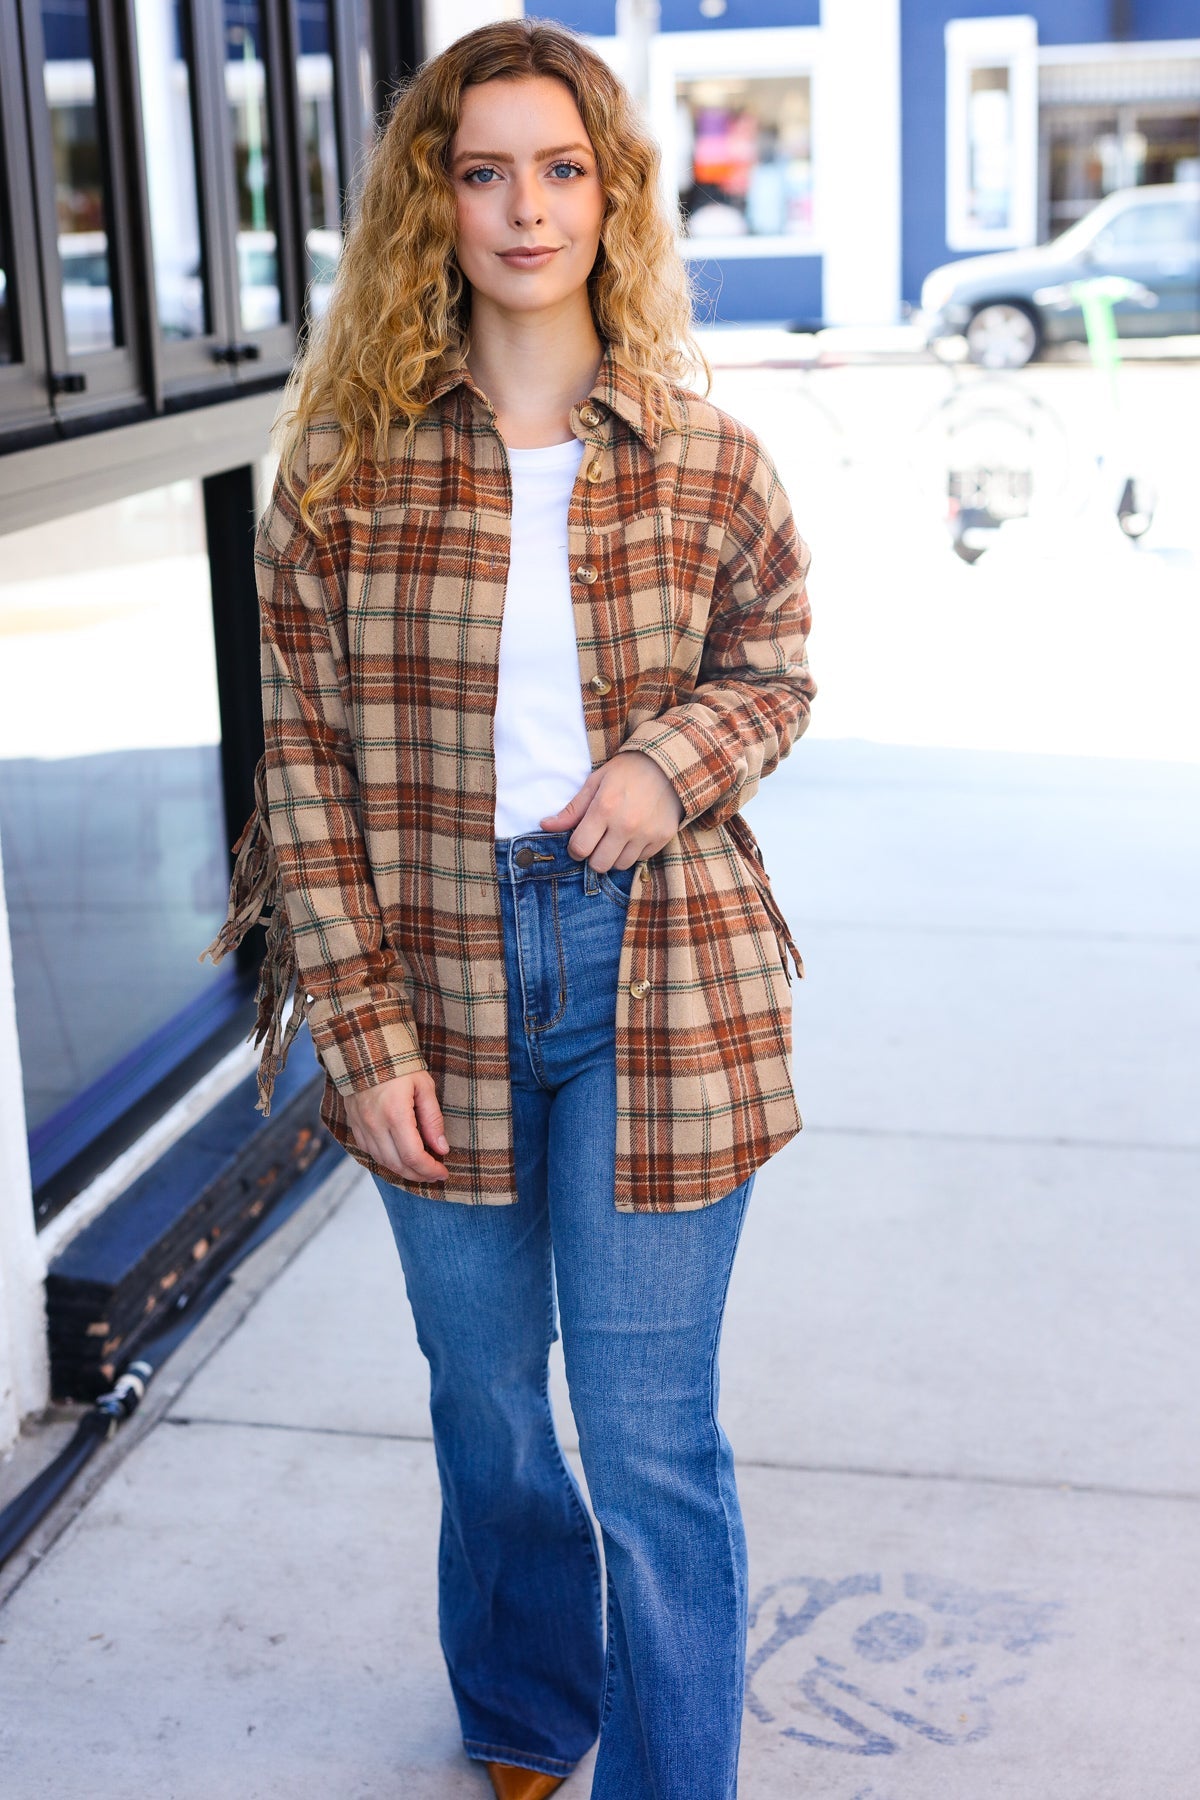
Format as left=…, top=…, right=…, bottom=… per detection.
left=613, top=429, right=816, bottom=832
left=255, top=440, right=428, bottom=1095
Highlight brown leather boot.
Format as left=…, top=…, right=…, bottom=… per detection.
left=484, top=1761, right=566, bottom=1800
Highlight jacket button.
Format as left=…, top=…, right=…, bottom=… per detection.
left=639, top=864, right=651, bottom=882
left=628, top=977, right=652, bottom=998
left=586, top=457, right=603, bottom=483
left=579, top=403, right=601, bottom=427
left=575, top=563, right=598, bottom=583
left=589, top=673, right=612, bottom=695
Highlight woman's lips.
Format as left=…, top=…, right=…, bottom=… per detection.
left=497, top=248, right=561, bottom=269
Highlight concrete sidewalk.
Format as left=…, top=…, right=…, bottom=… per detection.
left=2, top=737, right=1199, bottom=1799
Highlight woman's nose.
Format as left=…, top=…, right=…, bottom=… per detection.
left=510, top=171, right=544, bottom=227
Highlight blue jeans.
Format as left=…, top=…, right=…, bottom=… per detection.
left=372, top=828, right=754, bottom=1798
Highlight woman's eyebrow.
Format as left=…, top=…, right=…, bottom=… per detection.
left=450, top=142, right=593, bottom=165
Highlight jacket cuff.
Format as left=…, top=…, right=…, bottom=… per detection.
left=308, top=993, right=428, bottom=1095
left=614, top=726, right=746, bottom=831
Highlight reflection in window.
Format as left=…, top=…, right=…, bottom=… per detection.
left=0, top=119, right=13, bottom=363
left=41, top=0, right=118, bottom=353
left=354, top=0, right=376, bottom=149
left=133, top=0, right=209, bottom=339
left=1095, top=198, right=1198, bottom=253
left=675, top=76, right=812, bottom=242
left=966, top=67, right=1013, bottom=234
left=296, top=0, right=342, bottom=320
left=225, top=0, right=281, bottom=331
left=0, top=480, right=232, bottom=1173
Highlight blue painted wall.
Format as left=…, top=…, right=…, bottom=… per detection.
left=687, top=254, right=822, bottom=326
left=901, top=0, right=1200, bottom=306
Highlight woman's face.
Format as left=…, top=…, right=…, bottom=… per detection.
left=448, top=75, right=606, bottom=320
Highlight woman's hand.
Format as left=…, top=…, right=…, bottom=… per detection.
left=344, top=1070, right=449, bottom=1184
left=540, top=750, right=684, bottom=871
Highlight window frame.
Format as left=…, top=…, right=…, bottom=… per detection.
left=647, top=26, right=824, bottom=262
left=0, top=2, right=54, bottom=436
left=15, top=0, right=150, bottom=426
left=945, top=13, right=1039, bottom=253
left=0, top=0, right=384, bottom=444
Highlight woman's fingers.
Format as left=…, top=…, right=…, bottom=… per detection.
left=345, top=1074, right=448, bottom=1183
left=539, top=768, right=602, bottom=834
left=559, top=751, right=682, bottom=871
left=412, top=1077, right=450, bottom=1156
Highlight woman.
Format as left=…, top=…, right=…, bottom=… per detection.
left=201, top=17, right=815, bottom=1798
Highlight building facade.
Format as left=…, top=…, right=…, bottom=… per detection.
left=556, top=0, right=1198, bottom=320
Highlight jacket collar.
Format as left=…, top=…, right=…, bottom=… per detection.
left=420, top=337, right=666, bottom=450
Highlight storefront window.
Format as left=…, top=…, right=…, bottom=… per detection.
left=354, top=0, right=377, bottom=149
left=295, top=0, right=342, bottom=318
left=966, top=67, right=1013, bottom=234
left=1043, top=100, right=1200, bottom=239
left=132, top=0, right=210, bottom=339
left=0, top=479, right=236, bottom=1186
left=0, top=132, right=13, bottom=364
left=224, top=0, right=281, bottom=333
left=945, top=16, right=1037, bottom=250
left=40, top=0, right=119, bottom=353
left=675, top=75, right=812, bottom=242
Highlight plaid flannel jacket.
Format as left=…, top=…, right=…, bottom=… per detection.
left=201, top=337, right=816, bottom=1211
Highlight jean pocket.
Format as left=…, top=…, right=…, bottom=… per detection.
left=595, top=862, right=636, bottom=908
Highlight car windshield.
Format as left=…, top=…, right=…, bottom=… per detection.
left=1050, top=210, right=1107, bottom=255
left=1094, top=199, right=1198, bottom=250
left=1051, top=190, right=1200, bottom=257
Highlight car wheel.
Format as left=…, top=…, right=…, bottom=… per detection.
left=965, top=302, right=1041, bottom=370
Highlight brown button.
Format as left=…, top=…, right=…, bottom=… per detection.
left=579, top=404, right=601, bottom=427
left=639, top=864, right=651, bottom=883
left=514, top=846, right=536, bottom=867
left=589, top=673, right=612, bottom=695
left=586, top=457, right=603, bottom=483
left=575, top=563, right=598, bottom=584
left=628, top=977, right=652, bottom=998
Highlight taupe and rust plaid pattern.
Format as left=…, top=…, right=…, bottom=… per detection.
left=204, top=337, right=816, bottom=1211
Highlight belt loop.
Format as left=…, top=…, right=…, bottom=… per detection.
left=582, top=858, right=599, bottom=897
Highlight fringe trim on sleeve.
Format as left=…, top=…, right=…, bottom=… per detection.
left=198, top=755, right=315, bottom=1116
left=726, top=811, right=805, bottom=985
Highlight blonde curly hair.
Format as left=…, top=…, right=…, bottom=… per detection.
left=272, top=14, right=713, bottom=531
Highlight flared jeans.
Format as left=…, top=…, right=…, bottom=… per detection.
left=372, top=828, right=754, bottom=1799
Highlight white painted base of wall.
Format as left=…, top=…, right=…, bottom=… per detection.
left=0, top=830, right=47, bottom=1448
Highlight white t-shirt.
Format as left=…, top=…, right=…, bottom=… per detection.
left=493, top=437, right=595, bottom=839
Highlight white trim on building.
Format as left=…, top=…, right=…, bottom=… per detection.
left=945, top=14, right=1039, bottom=251
left=819, top=0, right=901, bottom=325
left=595, top=6, right=903, bottom=324
left=647, top=26, right=824, bottom=257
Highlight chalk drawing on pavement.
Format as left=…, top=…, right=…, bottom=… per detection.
left=745, top=1571, right=1067, bottom=1758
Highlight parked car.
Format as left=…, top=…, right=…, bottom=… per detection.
left=920, top=182, right=1200, bottom=368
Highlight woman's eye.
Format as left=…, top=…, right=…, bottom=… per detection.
left=463, top=161, right=587, bottom=185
